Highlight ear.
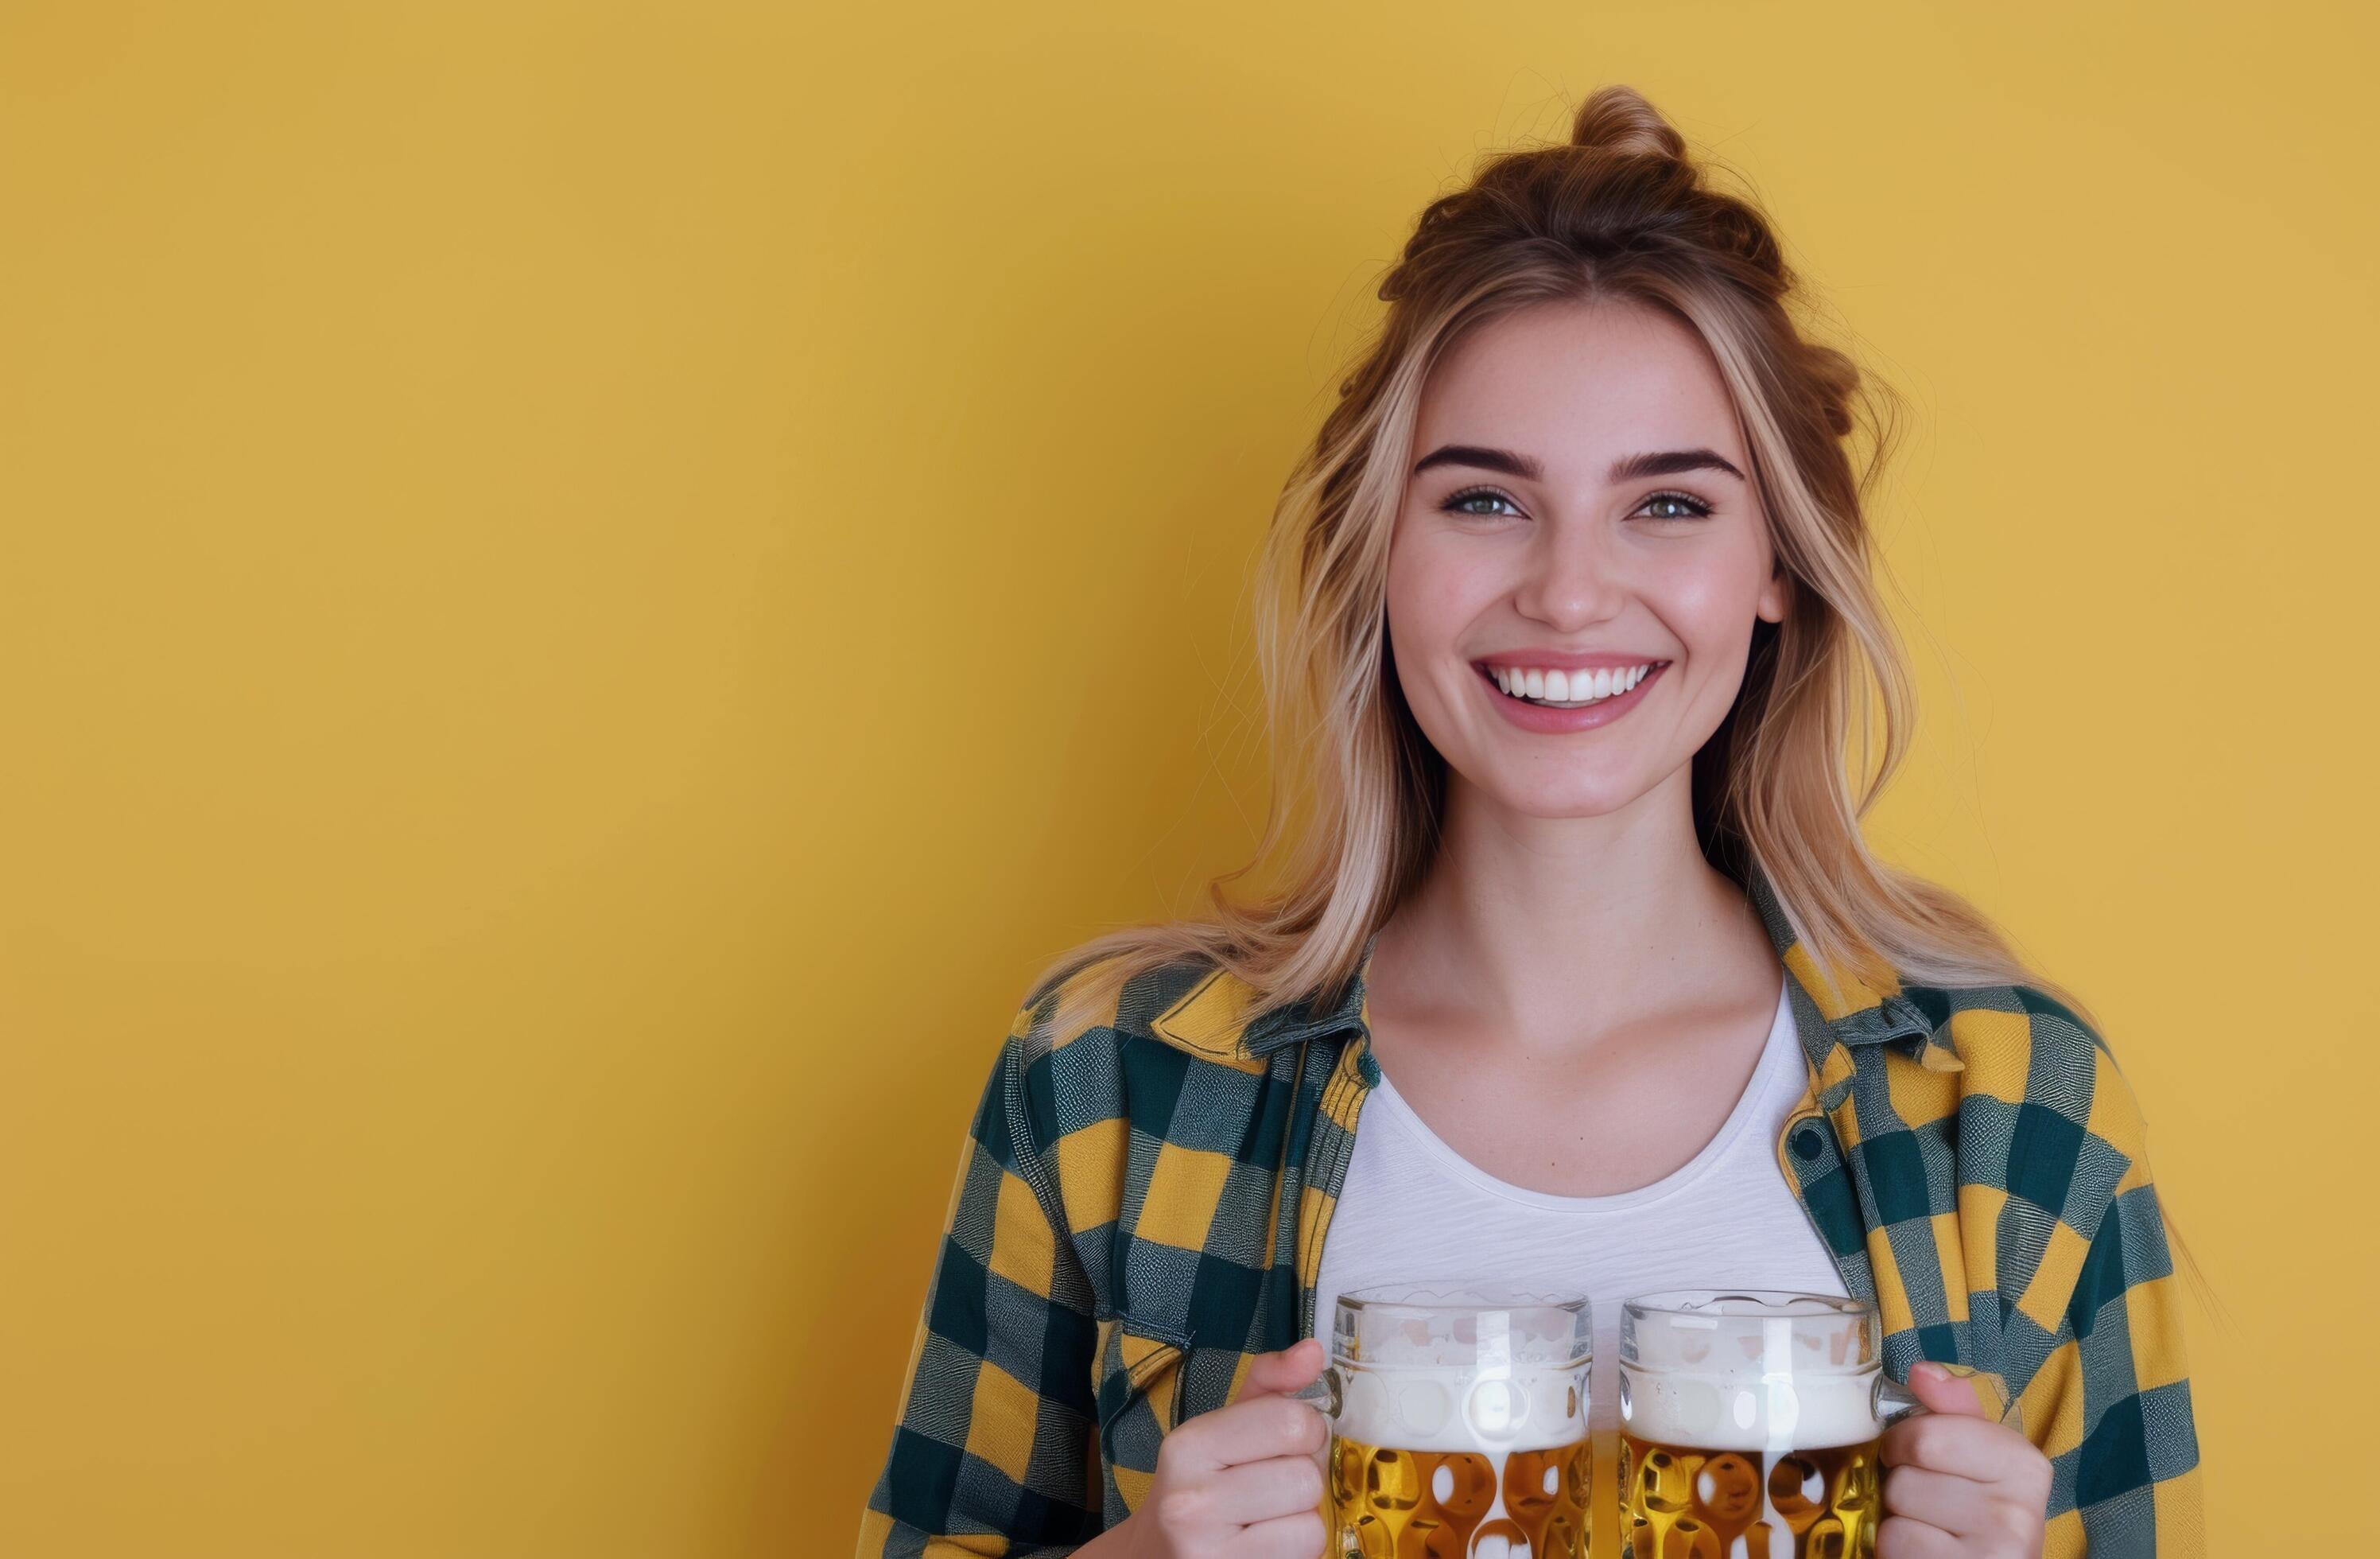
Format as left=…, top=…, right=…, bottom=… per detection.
left=1757, top=562, right=1791, bottom=624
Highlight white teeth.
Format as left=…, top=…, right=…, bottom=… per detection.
left=1486, top=661, right=1659, bottom=707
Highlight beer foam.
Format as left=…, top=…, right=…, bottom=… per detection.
left=1334, top=1363, right=1588, bottom=1455
left=1619, top=1368, right=1879, bottom=1452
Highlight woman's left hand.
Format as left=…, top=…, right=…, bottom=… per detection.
left=1877, top=1362, right=2052, bottom=1557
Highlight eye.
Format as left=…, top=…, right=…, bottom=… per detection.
left=1637, top=489, right=1714, bottom=522
left=1440, top=485, right=1522, bottom=519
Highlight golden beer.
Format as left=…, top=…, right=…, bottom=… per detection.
left=1298, top=1285, right=1594, bottom=1559
left=1618, top=1432, right=1878, bottom=1558
left=1330, top=1434, right=1592, bottom=1558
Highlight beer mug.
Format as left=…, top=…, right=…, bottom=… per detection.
left=1617, top=1289, right=1937, bottom=1559
left=1291, top=1282, right=1594, bottom=1559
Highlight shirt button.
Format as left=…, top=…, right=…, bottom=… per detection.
left=1791, top=1123, right=1829, bottom=1162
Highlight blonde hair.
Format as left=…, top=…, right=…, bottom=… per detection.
left=1028, top=84, right=2098, bottom=1044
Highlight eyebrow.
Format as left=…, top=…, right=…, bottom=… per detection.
left=1410, top=444, right=1747, bottom=485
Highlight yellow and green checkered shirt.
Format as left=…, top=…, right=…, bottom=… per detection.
left=857, top=857, right=2203, bottom=1557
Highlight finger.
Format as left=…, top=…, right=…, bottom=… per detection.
left=1905, top=1361, right=1990, bottom=1417
left=1170, top=1391, right=1328, bottom=1473
left=1881, top=1409, right=2021, bottom=1476
left=1206, top=1450, right=1327, bottom=1524
left=1883, top=1464, right=2000, bottom=1538
left=1875, top=1513, right=1962, bottom=1559
left=1240, top=1338, right=1326, bottom=1398
left=1241, top=1507, right=1329, bottom=1559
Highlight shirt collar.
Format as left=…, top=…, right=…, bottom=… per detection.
left=1145, top=855, right=1936, bottom=1062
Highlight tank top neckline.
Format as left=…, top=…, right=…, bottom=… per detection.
left=1361, top=971, right=1796, bottom=1215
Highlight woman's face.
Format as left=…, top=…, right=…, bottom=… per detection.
left=1384, top=297, right=1789, bottom=822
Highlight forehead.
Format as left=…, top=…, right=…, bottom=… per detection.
left=1413, top=298, right=1743, bottom=476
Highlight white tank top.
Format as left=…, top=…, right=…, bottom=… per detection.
left=1311, top=971, right=1849, bottom=1440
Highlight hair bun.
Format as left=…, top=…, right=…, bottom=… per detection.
left=1569, top=84, right=1689, bottom=161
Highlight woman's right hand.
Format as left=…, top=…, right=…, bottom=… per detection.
left=1098, top=1336, right=1331, bottom=1559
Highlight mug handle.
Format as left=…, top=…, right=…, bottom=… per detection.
left=1873, top=1374, right=1925, bottom=1424
left=1284, top=1366, right=1342, bottom=1418
left=1873, top=1367, right=2025, bottom=1433
left=1283, top=1368, right=1343, bottom=1478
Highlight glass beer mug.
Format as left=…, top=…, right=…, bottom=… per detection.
left=1291, top=1283, right=1594, bottom=1559
left=1617, top=1289, right=1935, bottom=1559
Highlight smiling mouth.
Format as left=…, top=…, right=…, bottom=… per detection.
left=1476, top=660, right=1668, bottom=709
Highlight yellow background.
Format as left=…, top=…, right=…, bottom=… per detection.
left=2, top=2, right=2369, bottom=1553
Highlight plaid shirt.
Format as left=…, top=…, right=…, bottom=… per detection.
left=856, top=857, right=2203, bottom=1557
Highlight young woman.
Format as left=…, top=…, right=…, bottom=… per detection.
left=857, top=85, right=2200, bottom=1559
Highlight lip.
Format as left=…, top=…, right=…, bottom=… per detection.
left=1476, top=659, right=1667, bottom=733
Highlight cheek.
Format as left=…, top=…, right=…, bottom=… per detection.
left=1386, top=533, right=1501, bottom=657
left=1652, top=554, right=1770, bottom=651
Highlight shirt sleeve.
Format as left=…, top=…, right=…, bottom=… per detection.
left=2020, top=1049, right=2206, bottom=1558
left=856, top=1020, right=1105, bottom=1557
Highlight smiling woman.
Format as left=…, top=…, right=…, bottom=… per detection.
left=857, top=83, right=2200, bottom=1559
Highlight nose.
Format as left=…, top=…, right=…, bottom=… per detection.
left=1512, top=515, right=1626, bottom=631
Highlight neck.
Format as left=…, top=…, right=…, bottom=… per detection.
left=1369, top=766, right=1765, bottom=1048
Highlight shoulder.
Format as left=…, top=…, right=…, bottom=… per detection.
left=1000, top=945, right=1259, bottom=1147
left=1893, top=977, right=2116, bottom=1089
left=992, top=947, right=1275, bottom=1247
left=1016, top=943, right=1234, bottom=1053
left=1897, top=977, right=2156, bottom=1211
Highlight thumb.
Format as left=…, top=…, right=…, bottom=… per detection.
left=1907, top=1360, right=1992, bottom=1418
left=1240, top=1337, right=1326, bottom=1398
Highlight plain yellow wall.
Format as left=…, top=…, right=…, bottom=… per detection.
left=2, top=2, right=2370, bottom=1553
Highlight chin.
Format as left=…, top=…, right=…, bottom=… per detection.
left=1497, top=780, right=1645, bottom=821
